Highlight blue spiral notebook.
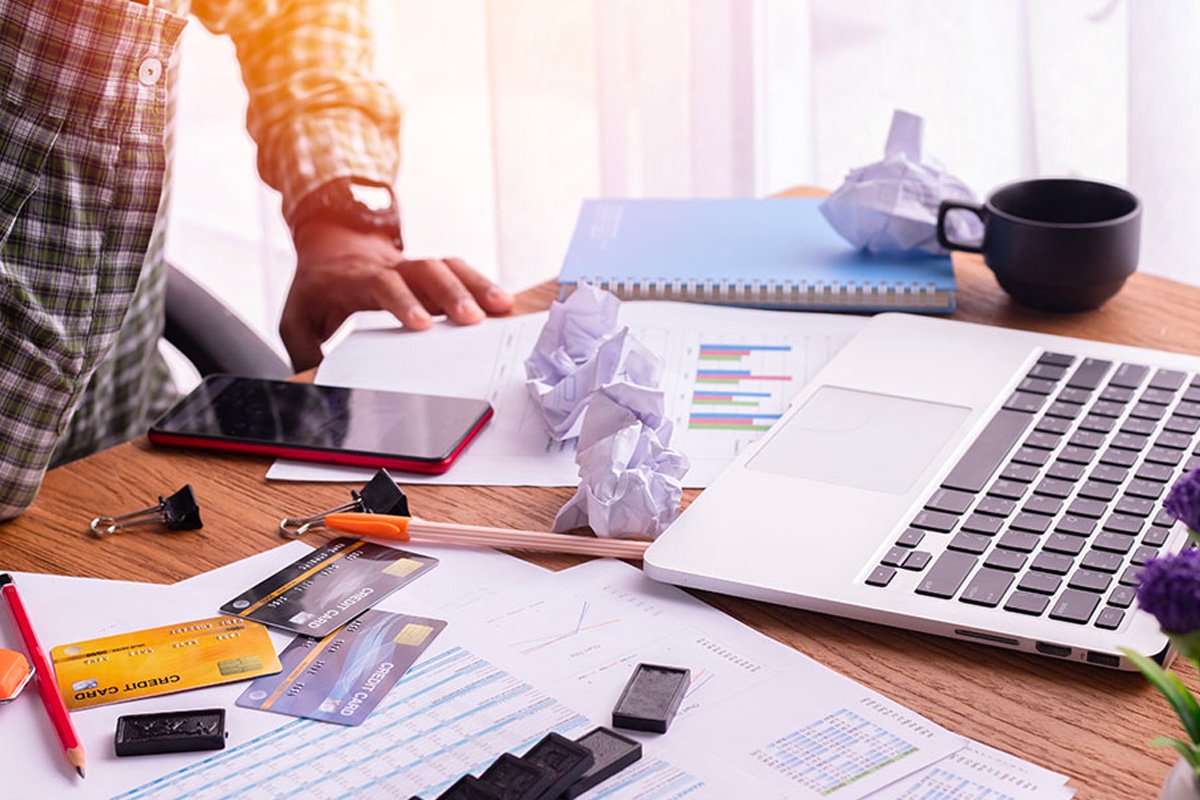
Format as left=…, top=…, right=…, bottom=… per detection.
left=557, top=197, right=955, bottom=312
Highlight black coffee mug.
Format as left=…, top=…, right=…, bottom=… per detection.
left=937, top=178, right=1141, bottom=312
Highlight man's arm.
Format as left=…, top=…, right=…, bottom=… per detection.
left=193, top=0, right=512, bottom=370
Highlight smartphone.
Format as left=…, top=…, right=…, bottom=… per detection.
left=148, top=375, right=493, bottom=474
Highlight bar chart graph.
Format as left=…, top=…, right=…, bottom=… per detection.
left=689, top=343, right=793, bottom=432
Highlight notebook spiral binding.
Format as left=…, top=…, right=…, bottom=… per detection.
left=574, top=278, right=951, bottom=311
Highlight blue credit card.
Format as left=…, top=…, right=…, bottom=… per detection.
left=235, top=609, right=446, bottom=726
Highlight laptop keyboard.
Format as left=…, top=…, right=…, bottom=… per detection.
left=866, top=351, right=1195, bottom=630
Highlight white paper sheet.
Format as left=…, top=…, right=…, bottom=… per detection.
left=267, top=302, right=867, bottom=487
left=865, top=741, right=1075, bottom=799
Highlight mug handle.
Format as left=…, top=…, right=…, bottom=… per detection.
left=937, top=200, right=985, bottom=253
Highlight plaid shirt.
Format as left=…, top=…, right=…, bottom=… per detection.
left=0, top=0, right=400, bottom=519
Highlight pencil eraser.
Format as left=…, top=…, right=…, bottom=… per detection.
left=521, top=731, right=594, bottom=800
left=478, top=753, right=555, bottom=800
left=563, top=727, right=643, bottom=799
left=114, top=708, right=226, bottom=757
left=436, top=775, right=501, bottom=800
left=611, top=663, right=690, bottom=733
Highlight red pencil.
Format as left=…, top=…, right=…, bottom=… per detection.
left=0, top=573, right=86, bottom=778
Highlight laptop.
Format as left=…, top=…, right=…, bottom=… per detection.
left=644, top=313, right=1196, bottom=670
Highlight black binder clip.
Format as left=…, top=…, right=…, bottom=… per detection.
left=89, top=485, right=203, bottom=538
left=279, top=469, right=409, bottom=538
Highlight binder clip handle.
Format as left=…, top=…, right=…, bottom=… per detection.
left=278, top=469, right=409, bottom=538
left=89, top=485, right=203, bottom=538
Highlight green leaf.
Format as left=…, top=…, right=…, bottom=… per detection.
left=1122, top=647, right=1200, bottom=745
left=1151, top=736, right=1200, bottom=771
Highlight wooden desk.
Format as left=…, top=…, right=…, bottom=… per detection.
left=4, top=253, right=1199, bottom=798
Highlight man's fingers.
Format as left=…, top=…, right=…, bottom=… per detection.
left=400, top=259, right=484, bottom=325
left=375, top=268, right=434, bottom=331
left=445, top=257, right=514, bottom=314
left=279, top=306, right=328, bottom=373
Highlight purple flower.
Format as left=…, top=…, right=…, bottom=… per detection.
left=1137, top=549, right=1200, bottom=634
left=1165, top=468, right=1200, bottom=532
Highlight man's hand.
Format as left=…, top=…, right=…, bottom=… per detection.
left=280, top=220, right=514, bottom=371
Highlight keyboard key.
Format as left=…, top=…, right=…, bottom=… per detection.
left=1046, top=402, right=1082, bottom=420
left=916, top=552, right=978, bottom=599
left=1186, top=456, right=1200, bottom=472
left=1032, top=551, right=1075, bottom=574
left=1089, top=400, right=1125, bottom=418
left=1049, top=589, right=1100, bottom=624
left=1166, top=415, right=1200, bottom=435
left=1023, top=495, right=1063, bottom=516
left=1131, top=403, right=1167, bottom=421
left=1142, top=387, right=1178, bottom=405
left=1174, top=401, right=1200, bottom=419
left=1125, top=479, right=1165, bottom=500
left=1110, top=363, right=1149, bottom=389
left=1156, top=432, right=1193, bottom=450
left=976, top=497, right=1016, bottom=517
left=1004, top=392, right=1046, bottom=413
left=941, top=409, right=1034, bottom=493
left=1058, top=446, right=1096, bottom=465
left=1119, top=565, right=1143, bottom=586
left=1153, top=508, right=1177, bottom=527
left=1019, top=377, right=1056, bottom=395
left=1068, top=430, right=1106, bottom=449
left=1023, top=431, right=1061, bottom=450
left=1121, top=417, right=1157, bottom=436
left=985, top=549, right=1027, bottom=572
left=1144, top=527, right=1171, bottom=547
left=925, top=488, right=975, bottom=515
left=901, top=550, right=932, bottom=571
left=1055, top=514, right=1096, bottom=537
left=1047, top=462, right=1085, bottom=481
left=867, top=566, right=896, bottom=587
left=1185, top=386, right=1200, bottom=403
left=1012, top=447, right=1050, bottom=467
left=911, top=510, right=959, bottom=532
left=1081, top=550, right=1124, bottom=573
left=1147, top=446, right=1184, bottom=466
left=881, top=547, right=908, bottom=567
left=987, top=480, right=1028, bottom=501
left=1100, top=449, right=1138, bottom=468
left=997, top=531, right=1040, bottom=552
left=1001, top=463, right=1040, bottom=483
left=1115, top=496, right=1155, bottom=517
left=1044, top=534, right=1086, bottom=555
left=1035, top=477, right=1075, bottom=499
left=1067, top=498, right=1108, bottom=519
left=1039, top=352, right=1075, bottom=367
left=1131, top=545, right=1158, bottom=566
left=1100, top=385, right=1135, bottom=403
left=1010, top=512, right=1052, bottom=533
left=1108, top=586, right=1136, bottom=608
left=1058, top=387, right=1093, bottom=405
left=1095, top=607, right=1125, bottom=630
left=896, top=528, right=926, bottom=548
left=1005, top=591, right=1050, bottom=616
left=1079, top=415, right=1116, bottom=433
left=962, top=513, right=1004, bottom=536
left=1150, top=369, right=1187, bottom=391
left=1136, top=463, right=1174, bottom=483
left=1102, top=514, right=1144, bottom=536
left=960, top=569, right=1014, bottom=607
left=1029, top=363, right=1068, bottom=381
left=1037, top=416, right=1073, bottom=435
left=1078, top=481, right=1117, bottom=501
left=1018, top=571, right=1062, bottom=594
left=948, top=532, right=992, bottom=555
left=1068, top=358, right=1112, bottom=390
left=1094, top=532, right=1135, bottom=554
left=1069, top=569, right=1113, bottom=593
left=1110, top=432, right=1149, bottom=451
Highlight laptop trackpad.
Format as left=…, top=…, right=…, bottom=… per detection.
left=747, top=386, right=971, bottom=495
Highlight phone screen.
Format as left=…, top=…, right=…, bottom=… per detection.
left=152, top=376, right=492, bottom=463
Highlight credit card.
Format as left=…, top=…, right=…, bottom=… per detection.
left=220, top=538, right=438, bottom=637
left=51, top=616, right=282, bottom=710
left=235, top=609, right=445, bottom=725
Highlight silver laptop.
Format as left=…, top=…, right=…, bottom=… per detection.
left=644, top=313, right=1195, bottom=670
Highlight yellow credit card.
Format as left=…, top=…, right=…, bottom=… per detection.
left=51, top=616, right=282, bottom=710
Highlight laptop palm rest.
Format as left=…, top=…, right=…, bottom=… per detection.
left=746, top=386, right=971, bottom=496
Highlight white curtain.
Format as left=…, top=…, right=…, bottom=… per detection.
left=167, top=0, right=1191, bottom=356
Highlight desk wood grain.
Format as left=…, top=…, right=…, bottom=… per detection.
left=4, top=218, right=1199, bottom=797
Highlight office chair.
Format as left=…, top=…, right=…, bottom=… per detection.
left=163, top=262, right=292, bottom=379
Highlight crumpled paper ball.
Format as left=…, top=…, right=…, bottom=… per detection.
left=820, top=109, right=982, bottom=256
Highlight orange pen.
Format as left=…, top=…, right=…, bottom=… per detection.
left=317, top=512, right=651, bottom=560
